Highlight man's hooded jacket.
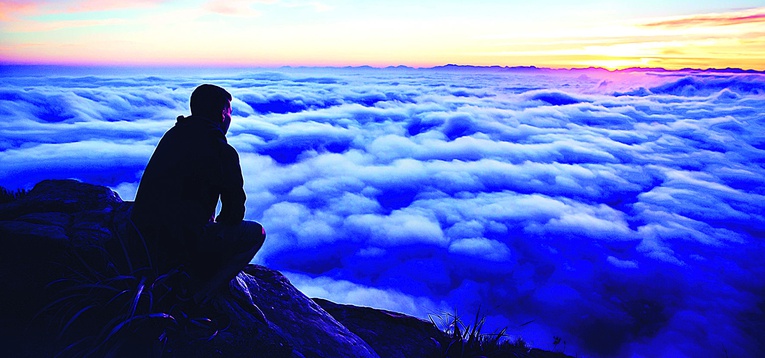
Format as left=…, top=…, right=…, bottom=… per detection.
left=132, top=114, right=245, bottom=263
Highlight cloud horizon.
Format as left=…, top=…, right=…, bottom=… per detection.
left=1, top=66, right=764, bottom=357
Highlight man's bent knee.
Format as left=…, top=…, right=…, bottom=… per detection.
left=229, top=221, right=265, bottom=255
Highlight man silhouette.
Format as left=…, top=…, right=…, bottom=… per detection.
left=131, top=84, right=265, bottom=303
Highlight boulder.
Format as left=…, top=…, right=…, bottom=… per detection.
left=0, top=179, right=121, bottom=221
left=242, top=266, right=379, bottom=358
left=314, top=298, right=446, bottom=358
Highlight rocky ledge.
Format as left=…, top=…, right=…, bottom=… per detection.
left=0, top=180, right=568, bottom=357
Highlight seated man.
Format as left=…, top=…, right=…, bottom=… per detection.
left=131, top=84, right=265, bottom=304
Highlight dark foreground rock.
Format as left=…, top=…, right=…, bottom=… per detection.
left=0, top=180, right=427, bottom=357
left=314, top=298, right=447, bottom=358
left=0, top=180, right=570, bottom=358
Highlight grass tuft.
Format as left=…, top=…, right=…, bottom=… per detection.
left=429, top=309, right=532, bottom=358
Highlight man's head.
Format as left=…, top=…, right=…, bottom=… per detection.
left=190, top=84, right=233, bottom=134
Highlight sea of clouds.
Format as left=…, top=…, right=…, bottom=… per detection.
left=1, top=65, right=764, bottom=357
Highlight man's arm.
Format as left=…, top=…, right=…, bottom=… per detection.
left=216, top=144, right=246, bottom=224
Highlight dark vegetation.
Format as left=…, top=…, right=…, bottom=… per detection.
left=0, top=186, right=28, bottom=204
left=39, top=213, right=228, bottom=356
left=430, top=310, right=535, bottom=358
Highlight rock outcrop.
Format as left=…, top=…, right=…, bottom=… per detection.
left=0, top=179, right=570, bottom=358
left=0, top=180, right=440, bottom=357
left=314, top=298, right=448, bottom=358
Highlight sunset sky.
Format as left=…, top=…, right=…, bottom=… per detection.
left=3, top=2, right=765, bottom=356
left=1, top=0, right=764, bottom=70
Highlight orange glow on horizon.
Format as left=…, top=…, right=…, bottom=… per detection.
left=1, top=3, right=763, bottom=71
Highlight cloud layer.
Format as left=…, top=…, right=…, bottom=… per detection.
left=1, top=66, right=764, bottom=357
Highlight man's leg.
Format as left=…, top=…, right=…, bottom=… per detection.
left=193, top=221, right=265, bottom=304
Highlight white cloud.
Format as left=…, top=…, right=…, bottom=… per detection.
left=448, top=237, right=511, bottom=262
left=607, top=255, right=638, bottom=269
left=284, top=272, right=451, bottom=319
left=3, top=67, right=764, bottom=357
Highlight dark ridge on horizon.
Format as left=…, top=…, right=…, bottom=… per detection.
left=272, top=64, right=765, bottom=74
left=427, top=64, right=765, bottom=74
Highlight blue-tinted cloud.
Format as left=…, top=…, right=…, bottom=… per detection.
left=2, top=66, right=764, bottom=357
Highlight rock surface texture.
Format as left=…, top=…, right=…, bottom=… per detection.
left=314, top=298, right=447, bottom=358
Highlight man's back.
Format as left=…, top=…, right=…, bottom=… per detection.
left=131, top=84, right=264, bottom=304
left=132, top=115, right=246, bottom=261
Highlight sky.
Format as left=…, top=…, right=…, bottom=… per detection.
left=1, top=66, right=764, bottom=357
left=1, top=0, right=765, bottom=69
